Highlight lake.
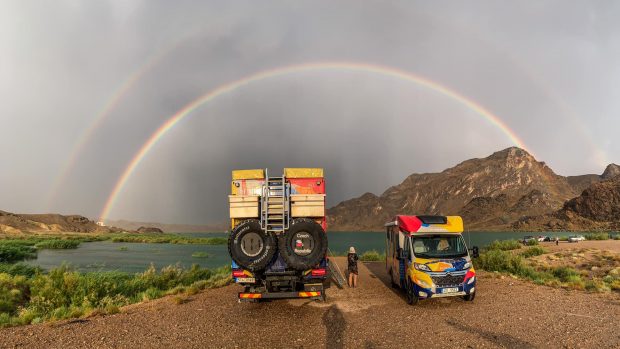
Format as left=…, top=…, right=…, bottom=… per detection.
left=26, top=231, right=580, bottom=273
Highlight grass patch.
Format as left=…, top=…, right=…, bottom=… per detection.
left=34, top=240, right=81, bottom=249
left=526, top=239, right=539, bottom=246
left=520, top=246, right=546, bottom=258
left=191, top=252, right=209, bottom=258
left=487, top=239, right=522, bottom=251
left=585, top=233, right=610, bottom=240
left=108, top=233, right=226, bottom=245
left=0, top=263, right=231, bottom=328
left=359, top=250, right=384, bottom=262
left=118, top=246, right=128, bottom=251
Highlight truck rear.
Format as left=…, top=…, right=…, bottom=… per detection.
left=228, top=168, right=330, bottom=301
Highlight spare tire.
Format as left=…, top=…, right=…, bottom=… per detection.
left=278, top=218, right=327, bottom=271
left=228, top=220, right=277, bottom=272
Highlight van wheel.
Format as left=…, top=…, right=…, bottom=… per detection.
left=405, top=279, right=418, bottom=305
left=463, top=291, right=476, bottom=302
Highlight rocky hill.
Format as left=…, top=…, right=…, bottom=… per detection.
left=327, top=147, right=617, bottom=231
left=514, top=175, right=620, bottom=231
left=0, top=210, right=119, bottom=234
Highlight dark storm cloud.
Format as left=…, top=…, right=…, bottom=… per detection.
left=0, top=1, right=618, bottom=224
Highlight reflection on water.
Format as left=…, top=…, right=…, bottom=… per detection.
left=27, top=231, right=579, bottom=273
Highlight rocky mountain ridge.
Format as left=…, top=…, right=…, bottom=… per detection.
left=327, top=147, right=619, bottom=231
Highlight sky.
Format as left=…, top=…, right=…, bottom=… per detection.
left=0, top=1, right=619, bottom=225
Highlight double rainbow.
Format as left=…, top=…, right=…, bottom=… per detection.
left=98, top=61, right=529, bottom=221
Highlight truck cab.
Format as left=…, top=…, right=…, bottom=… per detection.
left=385, top=215, right=478, bottom=305
left=228, top=168, right=330, bottom=301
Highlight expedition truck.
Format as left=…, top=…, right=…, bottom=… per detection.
left=385, top=215, right=479, bottom=305
left=228, top=168, right=330, bottom=301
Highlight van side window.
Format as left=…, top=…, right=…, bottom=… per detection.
left=404, top=236, right=411, bottom=259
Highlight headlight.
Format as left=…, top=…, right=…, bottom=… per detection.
left=463, top=262, right=471, bottom=270
left=414, top=263, right=431, bottom=272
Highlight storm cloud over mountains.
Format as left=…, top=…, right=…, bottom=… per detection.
left=1, top=1, right=619, bottom=224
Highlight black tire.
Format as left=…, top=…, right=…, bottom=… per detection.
left=228, top=220, right=277, bottom=272
left=405, top=279, right=418, bottom=305
left=463, top=291, right=476, bottom=302
left=278, top=218, right=328, bottom=271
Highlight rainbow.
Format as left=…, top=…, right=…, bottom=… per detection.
left=99, top=61, right=530, bottom=221
left=44, top=53, right=166, bottom=208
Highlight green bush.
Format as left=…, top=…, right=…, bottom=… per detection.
left=0, top=263, right=41, bottom=277
left=526, top=239, right=539, bottom=246
left=0, top=245, right=36, bottom=263
left=359, top=250, right=384, bottom=261
left=520, top=246, right=547, bottom=258
left=0, top=263, right=231, bottom=327
left=487, top=239, right=522, bottom=251
left=34, top=240, right=81, bottom=249
left=585, top=233, right=610, bottom=240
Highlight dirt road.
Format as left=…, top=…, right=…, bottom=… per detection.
left=1, top=255, right=619, bottom=348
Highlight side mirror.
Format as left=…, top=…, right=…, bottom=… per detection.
left=471, top=246, right=479, bottom=259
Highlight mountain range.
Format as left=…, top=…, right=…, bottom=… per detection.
left=327, top=147, right=620, bottom=231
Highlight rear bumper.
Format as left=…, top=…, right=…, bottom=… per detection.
left=239, top=290, right=322, bottom=301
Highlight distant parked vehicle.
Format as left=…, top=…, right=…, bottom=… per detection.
left=568, top=235, right=585, bottom=243
left=522, top=236, right=537, bottom=244
left=537, top=235, right=548, bottom=242
left=542, top=236, right=552, bottom=242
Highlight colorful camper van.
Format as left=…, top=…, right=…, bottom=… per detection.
left=385, top=215, right=479, bottom=305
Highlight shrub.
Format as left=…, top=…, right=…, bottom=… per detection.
left=526, top=239, right=539, bottom=246
left=359, top=250, right=384, bottom=261
left=585, top=233, right=610, bottom=240
left=34, top=240, right=81, bottom=249
left=0, top=245, right=36, bottom=263
left=487, top=240, right=522, bottom=251
left=520, top=246, right=547, bottom=258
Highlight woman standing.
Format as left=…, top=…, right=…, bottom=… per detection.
left=347, top=246, right=359, bottom=288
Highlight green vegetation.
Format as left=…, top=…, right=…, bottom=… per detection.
left=0, top=244, right=36, bottom=263
left=585, top=233, right=610, bottom=240
left=34, top=239, right=81, bottom=249
left=359, top=250, right=384, bottom=261
left=0, top=264, right=231, bottom=328
left=526, top=239, right=539, bottom=246
left=191, top=252, right=210, bottom=258
left=118, top=246, right=129, bottom=251
left=486, top=239, right=522, bottom=251
left=108, top=233, right=227, bottom=245
left=520, top=246, right=546, bottom=258
left=476, top=246, right=619, bottom=292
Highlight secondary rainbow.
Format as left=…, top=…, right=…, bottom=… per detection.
left=99, top=61, right=531, bottom=221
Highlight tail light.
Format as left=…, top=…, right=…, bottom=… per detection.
left=232, top=269, right=246, bottom=278
left=311, top=268, right=326, bottom=277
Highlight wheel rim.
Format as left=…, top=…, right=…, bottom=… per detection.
left=291, top=230, right=315, bottom=256
left=240, top=232, right=264, bottom=257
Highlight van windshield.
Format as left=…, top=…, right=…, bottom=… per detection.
left=410, top=235, right=468, bottom=259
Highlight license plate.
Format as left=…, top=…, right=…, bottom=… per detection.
left=236, top=277, right=255, bottom=283
left=442, top=287, right=458, bottom=294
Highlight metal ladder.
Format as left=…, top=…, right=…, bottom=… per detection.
left=260, top=170, right=290, bottom=234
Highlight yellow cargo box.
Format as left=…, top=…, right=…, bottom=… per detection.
left=231, top=169, right=265, bottom=180
left=290, top=194, right=325, bottom=217
left=284, top=168, right=324, bottom=178
left=229, top=195, right=259, bottom=218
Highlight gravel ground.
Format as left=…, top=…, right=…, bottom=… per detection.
left=1, top=247, right=619, bottom=348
